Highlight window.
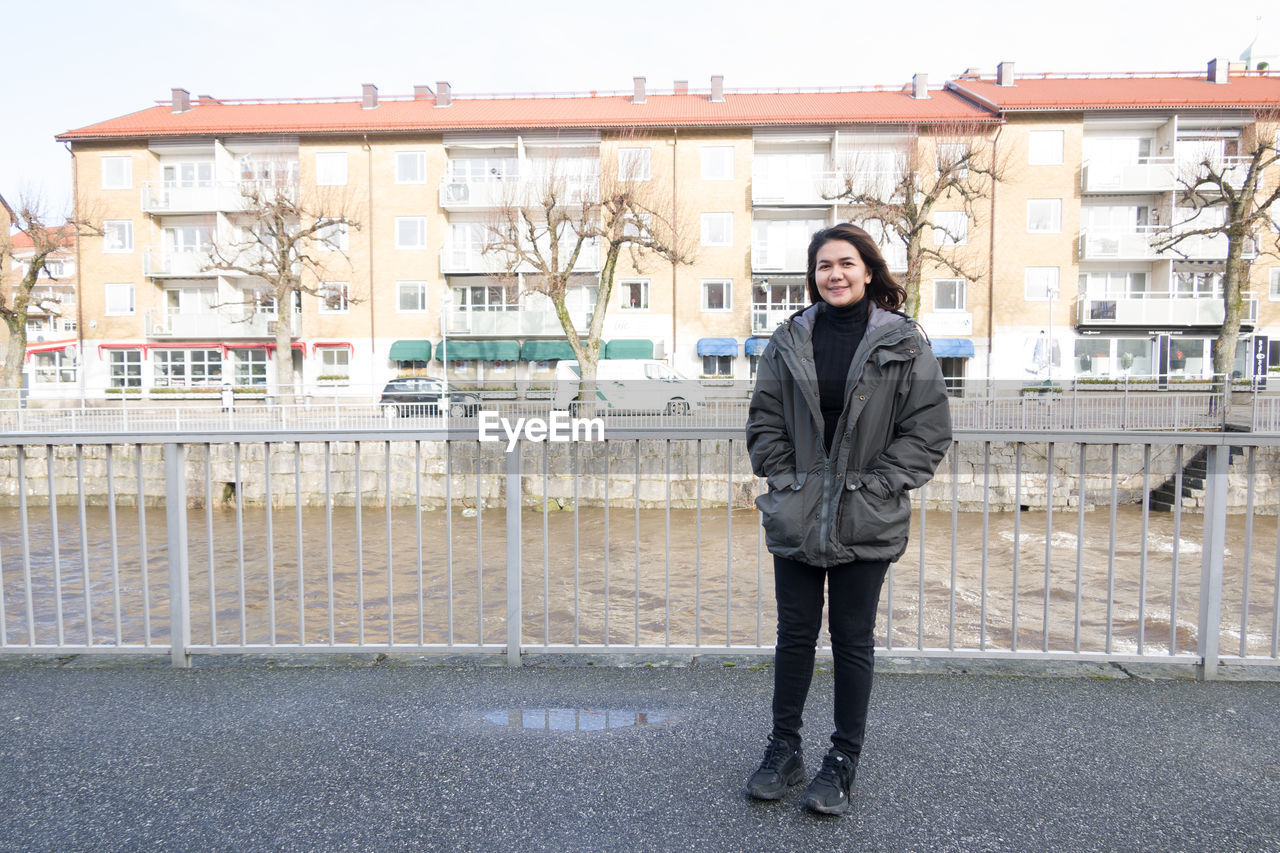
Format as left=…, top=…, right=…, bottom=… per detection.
left=1028, top=130, right=1064, bottom=165
left=317, top=221, right=349, bottom=252
left=619, top=279, right=649, bottom=310
left=936, top=143, right=969, bottom=177
left=43, top=259, right=69, bottom=278
left=702, top=279, right=732, bottom=311
left=103, top=220, right=133, bottom=253
left=617, top=148, right=651, bottom=181
left=153, top=348, right=222, bottom=388
left=1027, top=199, right=1062, bottom=233
left=234, top=349, right=268, bottom=387
left=622, top=211, right=651, bottom=239
left=701, top=212, right=733, bottom=246
left=318, top=282, right=349, bottom=313
left=105, top=283, right=135, bottom=316
left=315, top=152, right=348, bottom=186
left=26, top=318, right=44, bottom=333
left=162, top=161, right=213, bottom=187
left=933, top=211, right=968, bottom=246
left=1270, top=268, right=1280, bottom=301
left=701, top=146, right=733, bottom=180
left=933, top=279, right=966, bottom=311
left=32, top=350, right=76, bottom=384
left=397, top=281, right=428, bottom=312
left=319, top=347, right=350, bottom=379
left=63, top=319, right=77, bottom=332
left=702, top=355, right=733, bottom=377
left=102, top=157, right=131, bottom=189
left=395, top=217, right=426, bottom=250
left=108, top=349, right=142, bottom=388
left=396, top=152, right=426, bottom=184
left=164, top=224, right=214, bottom=253
left=1025, top=267, right=1060, bottom=301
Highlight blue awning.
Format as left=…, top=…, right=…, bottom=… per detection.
left=744, top=337, right=769, bottom=356
left=932, top=338, right=975, bottom=358
left=697, top=337, right=739, bottom=357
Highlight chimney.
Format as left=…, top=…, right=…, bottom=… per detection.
left=997, top=61, right=1015, bottom=86
left=436, top=81, right=452, bottom=108
left=197, top=94, right=217, bottom=105
left=171, top=88, right=190, bottom=114
left=632, top=76, right=646, bottom=105
left=710, top=75, right=724, bottom=103
left=912, top=73, right=929, bottom=99
left=1208, top=57, right=1229, bottom=84
left=362, top=83, right=378, bottom=109
left=413, top=85, right=433, bottom=101
left=674, top=79, right=689, bottom=96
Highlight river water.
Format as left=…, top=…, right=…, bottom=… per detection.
left=2, top=504, right=1277, bottom=657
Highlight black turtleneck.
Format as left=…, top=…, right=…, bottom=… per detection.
left=813, top=297, right=869, bottom=454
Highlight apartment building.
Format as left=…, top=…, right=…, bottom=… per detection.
left=45, top=62, right=1280, bottom=399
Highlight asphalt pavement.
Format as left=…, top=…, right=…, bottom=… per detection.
left=1, top=658, right=1277, bottom=852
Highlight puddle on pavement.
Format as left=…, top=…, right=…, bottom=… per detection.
left=482, top=708, right=671, bottom=732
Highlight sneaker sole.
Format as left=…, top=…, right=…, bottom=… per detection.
left=746, top=767, right=806, bottom=801
left=803, top=795, right=850, bottom=816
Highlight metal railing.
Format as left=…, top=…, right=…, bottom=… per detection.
left=1, top=429, right=1277, bottom=677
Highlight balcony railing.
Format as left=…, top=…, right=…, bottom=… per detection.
left=1081, top=158, right=1177, bottom=193
left=441, top=308, right=589, bottom=337
left=750, top=304, right=805, bottom=334
left=438, top=174, right=600, bottom=210
left=1176, top=155, right=1259, bottom=191
left=1076, top=294, right=1259, bottom=326
left=751, top=239, right=905, bottom=272
left=141, top=180, right=299, bottom=214
left=1079, top=228, right=1256, bottom=261
left=440, top=242, right=600, bottom=275
left=144, top=308, right=301, bottom=339
left=142, top=248, right=218, bottom=277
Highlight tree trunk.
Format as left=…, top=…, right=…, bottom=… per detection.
left=1, top=315, right=26, bottom=393
left=275, top=300, right=296, bottom=406
left=1213, top=231, right=1248, bottom=422
left=904, top=231, right=923, bottom=318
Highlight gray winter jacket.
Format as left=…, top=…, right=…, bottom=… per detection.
left=746, top=301, right=953, bottom=566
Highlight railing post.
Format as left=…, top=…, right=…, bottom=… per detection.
left=1198, top=443, right=1227, bottom=681
left=505, top=443, right=523, bottom=666
left=164, top=442, right=191, bottom=668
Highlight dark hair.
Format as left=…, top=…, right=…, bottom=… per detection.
left=805, top=222, right=906, bottom=311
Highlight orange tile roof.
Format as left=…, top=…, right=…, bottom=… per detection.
left=57, top=89, right=996, bottom=140
left=948, top=73, right=1280, bottom=111
left=7, top=227, right=75, bottom=251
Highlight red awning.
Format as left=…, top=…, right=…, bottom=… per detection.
left=25, top=339, right=77, bottom=361
left=312, top=341, right=353, bottom=355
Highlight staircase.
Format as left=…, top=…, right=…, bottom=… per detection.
left=1149, top=443, right=1244, bottom=512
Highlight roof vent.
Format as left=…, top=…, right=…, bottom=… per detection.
left=362, top=83, right=378, bottom=109
left=1208, top=57, right=1229, bottom=84
left=197, top=94, right=218, bottom=105
left=710, top=75, right=724, bottom=102
left=632, top=76, right=646, bottom=105
left=674, top=80, right=688, bottom=95
left=912, top=73, right=929, bottom=99
left=413, top=85, right=433, bottom=101
left=997, top=61, right=1015, bottom=87
left=960, top=67, right=982, bottom=78
left=171, top=88, right=190, bottom=114
left=436, top=81, right=452, bottom=108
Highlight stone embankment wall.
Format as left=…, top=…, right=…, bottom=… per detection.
left=1, top=439, right=1276, bottom=514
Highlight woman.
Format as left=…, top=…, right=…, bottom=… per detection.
left=745, top=223, right=952, bottom=815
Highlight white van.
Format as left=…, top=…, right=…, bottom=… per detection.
left=552, top=359, right=708, bottom=415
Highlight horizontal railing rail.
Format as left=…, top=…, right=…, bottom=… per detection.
left=1, top=429, right=1278, bottom=678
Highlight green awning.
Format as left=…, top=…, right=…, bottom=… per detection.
left=604, top=339, right=654, bottom=359
left=436, top=340, right=520, bottom=362
left=388, top=339, right=433, bottom=362
left=521, top=340, right=576, bottom=361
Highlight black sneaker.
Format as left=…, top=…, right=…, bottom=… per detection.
left=803, top=748, right=856, bottom=815
left=746, top=735, right=805, bottom=800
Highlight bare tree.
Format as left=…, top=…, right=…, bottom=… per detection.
left=205, top=181, right=361, bottom=403
left=0, top=196, right=100, bottom=390
left=481, top=136, right=696, bottom=398
left=827, top=121, right=1003, bottom=318
left=1152, top=111, right=1280, bottom=406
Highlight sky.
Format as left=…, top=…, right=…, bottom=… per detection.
left=1, top=0, right=1275, bottom=217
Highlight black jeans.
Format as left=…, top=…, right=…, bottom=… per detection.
left=771, top=555, right=889, bottom=758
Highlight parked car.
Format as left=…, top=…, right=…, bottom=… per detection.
left=552, top=359, right=708, bottom=415
left=379, top=378, right=481, bottom=417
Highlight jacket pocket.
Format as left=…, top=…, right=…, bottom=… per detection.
left=754, top=471, right=810, bottom=550
left=835, top=474, right=911, bottom=550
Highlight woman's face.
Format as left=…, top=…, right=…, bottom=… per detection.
left=814, top=239, right=871, bottom=308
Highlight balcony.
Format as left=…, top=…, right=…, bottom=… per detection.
left=751, top=170, right=844, bottom=206
left=1176, top=155, right=1259, bottom=192
left=141, top=180, right=298, bottom=214
left=442, top=308, right=589, bottom=337
left=1076, top=294, right=1258, bottom=327
left=750, top=239, right=905, bottom=272
left=1081, top=158, right=1176, bottom=193
left=143, top=248, right=218, bottom=278
left=440, top=242, right=600, bottom=275
left=145, top=308, right=300, bottom=339
left=1079, top=228, right=1256, bottom=262
left=750, top=305, right=805, bottom=335
left=438, top=175, right=599, bottom=210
